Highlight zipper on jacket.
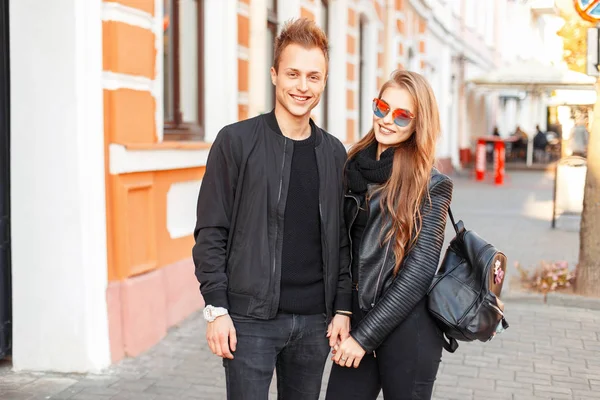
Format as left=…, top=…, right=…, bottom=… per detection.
left=345, top=194, right=361, bottom=280
left=319, top=201, right=329, bottom=308
left=271, top=138, right=287, bottom=315
left=371, top=240, right=392, bottom=307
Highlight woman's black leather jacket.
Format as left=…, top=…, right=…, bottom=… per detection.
left=345, top=169, right=453, bottom=352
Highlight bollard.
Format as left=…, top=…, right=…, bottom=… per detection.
left=494, top=141, right=505, bottom=186
left=475, top=139, right=486, bottom=181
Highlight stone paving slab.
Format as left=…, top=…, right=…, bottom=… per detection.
left=2, top=299, right=600, bottom=399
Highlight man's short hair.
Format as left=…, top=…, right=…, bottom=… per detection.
left=273, top=18, right=329, bottom=72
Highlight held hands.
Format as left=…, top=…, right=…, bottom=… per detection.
left=206, top=314, right=237, bottom=359
left=327, top=314, right=351, bottom=348
left=332, top=336, right=366, bottom=368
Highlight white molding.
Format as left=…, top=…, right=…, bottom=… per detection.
left=11, top=0, right=110, bottom=372
left=248, top=0, right=268, bottom=117
left=355, top=0, right=380, bottom=136
left=154, top=0, right=163, bottom=141
left=101, top=2, right=155, bottom=30
left=238, top=45, right=250, bottom=61
left=167, top=180, right=203, bottom=239
left=237, top=1, right=250, bottom=17
left=102, top=71, right=154, bottom=92
left=327, top=0, right=348, bottom=142
left=109, top=144, right=210, bottom=174
left=239, top=91, right=249, bottom=105
left=407, top=0, right=432, bottom=21
left=346, top=110, right=359, bottom=120
left=346, top=81, right=359, bottom=91
left=204, top=0, right=239, bottom=142
left=278, top=0, right=301, bottom=27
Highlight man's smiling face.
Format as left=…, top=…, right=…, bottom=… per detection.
left=270, top=43, right=327, bottom=119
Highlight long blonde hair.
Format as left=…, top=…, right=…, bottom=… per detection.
left=347, top=70, right=441, bottom=275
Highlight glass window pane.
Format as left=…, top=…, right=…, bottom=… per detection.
left=163, top=0, right=174, bottom=121
left=179, top=0, right=198, bottom=122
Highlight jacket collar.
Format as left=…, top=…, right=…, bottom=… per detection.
left=264, top=109, right=323, bottom=146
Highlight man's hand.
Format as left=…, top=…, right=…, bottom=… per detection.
left=332, top=336, right=366, bottom=368
left=327, top=314, right=350, bottom=349
left=206, top=314, right=237, bottom=359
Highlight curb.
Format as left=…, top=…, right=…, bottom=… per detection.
left=503, top=290, right=600, bottom=310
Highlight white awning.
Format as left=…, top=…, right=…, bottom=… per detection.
left=468, top=60, right=596, bottom=91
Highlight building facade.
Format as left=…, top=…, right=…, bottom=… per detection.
left=6, top=0, right=552, bottom=372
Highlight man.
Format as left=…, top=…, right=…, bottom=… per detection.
left=193, top=18, right=352, bottom=399
left=533, top=125, right=548, bottom=163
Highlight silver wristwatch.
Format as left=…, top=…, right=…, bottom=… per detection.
left=203, top=305, right=229, bottom=322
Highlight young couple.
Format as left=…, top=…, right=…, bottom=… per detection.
left=193, top=18, right=452, bottom=400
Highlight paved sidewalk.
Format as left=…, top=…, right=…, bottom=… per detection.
left=0, top=170, right=590, bottom=399
left=2, top=300, right=600, bottom=399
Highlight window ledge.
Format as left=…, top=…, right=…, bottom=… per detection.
left=123, top=141, right=212, bottom=151
left=110, top=143, right=211, bottom=175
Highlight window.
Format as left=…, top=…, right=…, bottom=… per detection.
left=163, top=0, right=204, bottom=140
left=265, top=0, right=278, bottom=111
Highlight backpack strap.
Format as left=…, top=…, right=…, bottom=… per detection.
left=448, top=207, right=463, bottom=235
left=442, top=334, right=459, bottom=353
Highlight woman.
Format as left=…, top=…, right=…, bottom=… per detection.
left=325, top=70, right=453, bottom=400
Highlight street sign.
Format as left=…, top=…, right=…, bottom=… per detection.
left=575, top=0, right=600, bottom=22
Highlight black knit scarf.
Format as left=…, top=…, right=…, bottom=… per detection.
left=346, top=142, right=395, bottom=194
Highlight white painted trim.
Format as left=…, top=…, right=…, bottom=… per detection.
left=101, top=2, right=155, bottom=30
left=408, top=0, right=432, bottom=21
left=346, top=81, right=359, bottom=91
left=167, top=180, right=203, bottom=239
left=238, top=45, right=250, bottom=61
left=154, top=0, right=164, bottom=141
left=237, top=1, right=250, bottom=17
left=204, top=0, right=239, bottom=142
left=102, top=71, right=154, bottom=92
left=327, top=0, right=348, bottom=142
left=109, top=144, right=210, bottom=174
left=278, top=0, right=301, bottom=27
left=355, top=1, right=380, bottom=136
left=239, top=91, right=249, bottom=105
left=248, top=0, right=269, bottom=117
left=11, top=0, right=110, bottom=372
left=346, top=110, right=359, bottom=120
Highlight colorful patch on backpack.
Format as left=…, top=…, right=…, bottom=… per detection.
left=493, top=260, right=504, bottom=285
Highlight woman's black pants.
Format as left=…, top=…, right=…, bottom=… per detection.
left=326, top=292, right=444, bottom=400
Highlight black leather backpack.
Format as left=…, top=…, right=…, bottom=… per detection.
left=427, top=209, right=509, bottom=353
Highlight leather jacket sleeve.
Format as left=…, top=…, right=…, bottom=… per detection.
left=350, top=176, right=453, bottom=352
left=192, top=127, right=241, bottom=309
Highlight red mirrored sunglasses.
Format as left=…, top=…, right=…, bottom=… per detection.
left=372, top=98, right=414, bottom=127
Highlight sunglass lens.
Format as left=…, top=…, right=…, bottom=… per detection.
left=372, top=99, right=388, bottom=118
left=394, top=117, right=411, bottom=127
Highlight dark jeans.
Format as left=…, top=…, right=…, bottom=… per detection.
left=326, top=292, right=443, bottom=400
left=223, top=313, right=330, bottom=400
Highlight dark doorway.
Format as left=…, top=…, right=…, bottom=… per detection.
left=0, top=0, right=12, bottom=359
